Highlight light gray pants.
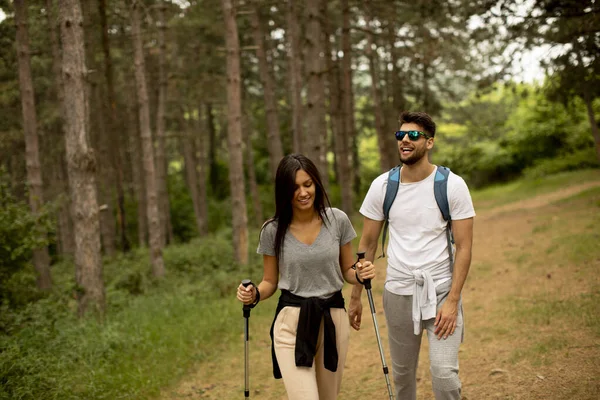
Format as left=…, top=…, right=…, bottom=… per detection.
left=383, top=280, right=463, bottom=400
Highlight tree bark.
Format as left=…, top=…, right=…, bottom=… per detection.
left=15, top=0, right=52, bottom=290
left=181, top=109, right=207, bottom=236
left=242, top=109, right=263, bottom=227
left=340, top=0, right=361, bottom=197
left=575, top=49, right=600, bottom=161
left=194, top=105, right=210, bottom=236
left=305, top=0, right=329, bottom=184
left=387, top=19, right=406, bottom=128
left=155, top=0, right=173, bottom=245
left=92, top=83, right=117, bottom=256
left=286, top=0, right=304, bottom=154
left=222, top=0, right=249, bottom=265
left=59, top=0, right=105, bottom=316
left=206, top=102, right=219, bottom=193
left=98, top=0, right=129, bottom=252
left=128, top=97, right=148, bottom=247
left=81, top=0, right=117, bottom=257
left=323, top=1, right=353, bottom=215
left=250, top=5, right=284, bottom=178
left=131, top=0, right=165, bottom=277
left=365, top=8, right=397, bottom=171
left=46, top=0, right=75, bottom=257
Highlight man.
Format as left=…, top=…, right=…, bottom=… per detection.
left=350, top=111, right=475, bottom=399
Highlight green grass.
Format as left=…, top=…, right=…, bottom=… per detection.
left=471, top=168, right=600, bottom=209
left=509, top=336, right=570, bottom=366
left=0, top=234, right=266, bottom=400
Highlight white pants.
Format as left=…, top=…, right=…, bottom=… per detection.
left=273, top=306, right=350, bottom=400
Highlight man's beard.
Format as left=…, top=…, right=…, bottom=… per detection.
left=399, top=145, right=427, bottom=165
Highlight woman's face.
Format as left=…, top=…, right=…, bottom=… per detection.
left=292, top=169, right=316, bottom=213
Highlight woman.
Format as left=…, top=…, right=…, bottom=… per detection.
left=236, top=154, right=375, bottom=400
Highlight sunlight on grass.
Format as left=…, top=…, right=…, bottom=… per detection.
left=471, top=168, right=600, bottom=209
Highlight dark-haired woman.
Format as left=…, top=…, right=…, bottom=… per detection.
left=236, top=154, right=374, bottom=399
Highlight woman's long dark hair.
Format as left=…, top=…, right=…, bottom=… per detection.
left=261, top=154, right=332, bottom=264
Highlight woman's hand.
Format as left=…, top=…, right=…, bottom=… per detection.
left=356, top=260, right=375, bottom=282
left=236, top=283, right=256, bottom=305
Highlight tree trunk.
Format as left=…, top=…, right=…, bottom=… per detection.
left=250, top=5, right=284, bottom=178
left=387, top=20, right=406, bottom=128
left=242, top=109, right=263, bottom=227
left=181, top=110, right=207, bottom=236
left=59, top=0, right=105, bottom=316
left=365, top=9, right=396, bottom=171
left=81, top=0, right=117, bottom=257
left=98, top=0, right=129, bottom=252
left=323, top=1, right=352, bottom=215
left=128, top=98, right=148, bottom=247
left=222, top=0, right=249, bottom=265
left=305, top=0, right=329, bottom=183
left=194, top=105, right=209, bottom=236
left=286, top=0, right=304, bottom=154
left=575, top=50, right=600, bottom=161
left=15, top=0, right=52, bottom=290
left=131, top=0, right=165, bottom=277
left=206, top=102, right=219, bottom=192
left=341, top=0, right=361, bottom=197
left=155, top=0, right=173, bottom=245
left=46, top=0, right=75, bottom=257
left=92, top=83, right=117, bottom=256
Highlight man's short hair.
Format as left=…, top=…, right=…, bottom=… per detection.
left=399, top=111, right=436, bottom=137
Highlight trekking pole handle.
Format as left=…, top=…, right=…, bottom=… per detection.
left=241, top=279, right=252, bottom=317
left=356, top=251, right=372, bottom=290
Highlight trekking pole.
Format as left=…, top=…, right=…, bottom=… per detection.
left=357, top=251, right=395, bottom=399
left=241, top=279, right=253, bottom=398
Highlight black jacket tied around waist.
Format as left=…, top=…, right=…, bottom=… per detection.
left=270, top=289, right=345, bottom=379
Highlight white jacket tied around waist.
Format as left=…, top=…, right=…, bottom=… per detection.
left=386, top=261, right=451, bottom=335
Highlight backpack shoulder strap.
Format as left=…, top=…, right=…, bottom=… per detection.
left=434, top=166, right=451, bottom=221
left=379, top=166, right=400, bottom=258
left=434, top=165, right=455, bottom=272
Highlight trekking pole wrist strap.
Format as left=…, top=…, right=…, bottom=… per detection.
left=250, top=283, right=260, bottom=308
left=351, top=260, right=365, bottom=285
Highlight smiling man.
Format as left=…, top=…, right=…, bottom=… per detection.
left=349, top=111, right=476, bottom=400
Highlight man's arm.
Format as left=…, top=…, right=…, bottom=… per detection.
left=434, top=217, right=474, bottom=339
left=349, top=217, right=384, bottom=330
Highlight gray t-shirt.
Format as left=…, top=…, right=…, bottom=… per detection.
left=257, top=207, right=357, bottom=298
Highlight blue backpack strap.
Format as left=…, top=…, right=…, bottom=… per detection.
left=380, top=166, right=400, bottom=258
left=434, top=166, right=455, bottom=272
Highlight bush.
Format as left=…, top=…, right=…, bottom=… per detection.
left=0, top=169, right=53, bottom=306
left=523, top=148, right=600, bottom=179
left=0, top=228, right=264, bottom=400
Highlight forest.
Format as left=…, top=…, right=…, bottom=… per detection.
left=0, top=0, right=599, bottom=399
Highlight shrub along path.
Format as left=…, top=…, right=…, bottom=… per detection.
left=161, top=176, right=600, bottom=400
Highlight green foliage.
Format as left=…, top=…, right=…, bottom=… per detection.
left=437, top=82, right=598, bottom=188
left=522, top=147, right=600, bottom=179
left=471, top=168, right=600, bottom=209
left=0, top=170, right=53, bottom=306
left=0, top=229, right=264, bottom=400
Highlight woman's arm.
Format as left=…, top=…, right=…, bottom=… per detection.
left=237, top=254, right=279, bottom=304
left=340, top=242, right=375, bottom=285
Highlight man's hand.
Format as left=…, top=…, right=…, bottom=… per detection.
left=348, top=296, right=363, bottom=331
left=434, top=298, right=459, bottom=339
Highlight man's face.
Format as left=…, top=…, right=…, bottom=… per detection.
left=397, top=122, right=433, bottom=165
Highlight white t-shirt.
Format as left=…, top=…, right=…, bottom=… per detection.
left=360, top=166, right=475, bottom=296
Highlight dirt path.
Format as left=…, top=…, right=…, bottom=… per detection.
left=162, top=180, right=600, bottom=400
